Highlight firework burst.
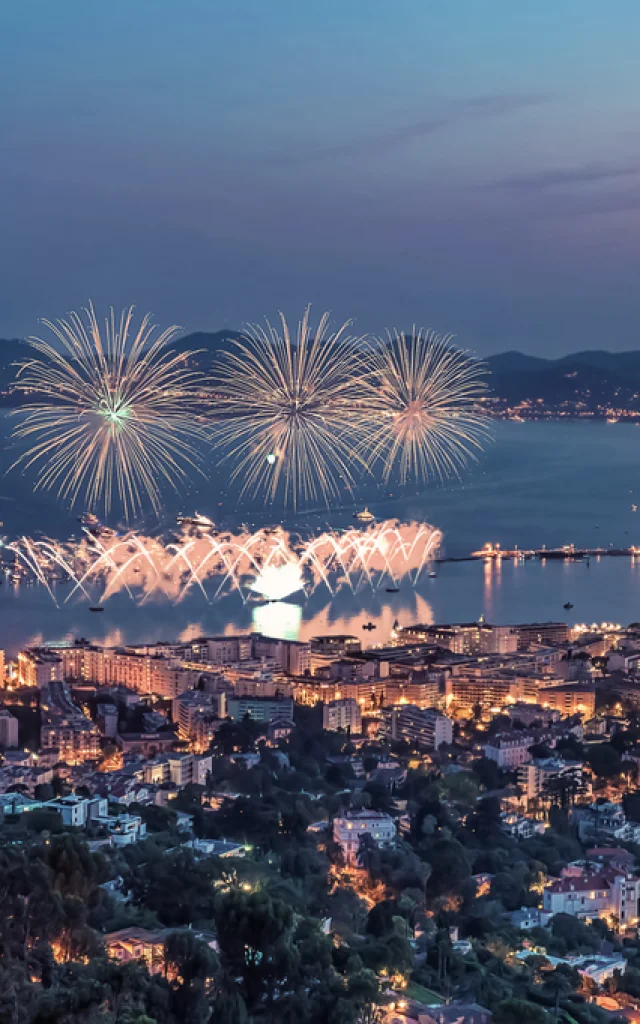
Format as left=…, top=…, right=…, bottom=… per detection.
left=364, top=328, right=490, bottom=482
left=9, top=304, right=207, bottom=519
left=210, top=307, right=372, bottom=509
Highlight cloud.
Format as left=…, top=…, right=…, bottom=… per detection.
left=269, top=92, right=551, bottom=164
left=493, top=162, right=640, bottom=190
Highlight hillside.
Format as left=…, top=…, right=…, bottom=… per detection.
left=2, top=334, right=640, bottom=412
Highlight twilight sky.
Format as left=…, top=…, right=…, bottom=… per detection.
left=2, top=1, right=640, bottom=355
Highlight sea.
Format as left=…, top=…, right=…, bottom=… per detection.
left=2, top=417, right=640, bottom=658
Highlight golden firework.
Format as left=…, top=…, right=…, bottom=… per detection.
left=210, top=307, right=372, bottom=508
left=10, top=304, right=207, bottom=519
left=364, top=328, right=490, bottom=482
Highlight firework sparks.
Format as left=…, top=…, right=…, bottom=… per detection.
left=9, top=304, right=207, bottom=519
left=364, top=328, right=490, bottom=482
left=5, top=520, right=442, bottom=606
left=210, top=307, right=373, bottom=509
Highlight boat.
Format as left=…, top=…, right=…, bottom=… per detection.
left=89, top=606, right=104, bottom=613
left=354, top=507, right=375, bottom=524
left=633, top=505, right=638, bottom=512
left=428, top=570, right=437, bottom=578
left=79, top=512, right=100, bottom=528
left=563, top=601, right=574, bottom=610
left=176, top=512, right=215, bottom=529
left=363, top=622, right=376, bottom=630
left=385, top=586, right=399, bottom=593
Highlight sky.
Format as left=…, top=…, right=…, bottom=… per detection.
left=2, top=1, right=640, bottom=356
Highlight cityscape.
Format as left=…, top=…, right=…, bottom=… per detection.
left=4, top=5, right=640, bottom=1024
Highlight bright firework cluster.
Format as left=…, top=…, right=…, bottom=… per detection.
left=8, top=304, right=490, bottom=518
left=5, top=520, right=442, bottom=606
left=211, top=311, right=491, bottom=508
left=10, top=304, right=206, bottom=519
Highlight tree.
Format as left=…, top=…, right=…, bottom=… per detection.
left=495, top=998, right=550, bottom=1024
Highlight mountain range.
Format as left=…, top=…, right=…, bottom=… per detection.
left=2, top=333, right=640, bottom=411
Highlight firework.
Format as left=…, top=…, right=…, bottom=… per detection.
left=210, top=307, right=373, bottom=509
left=364, top=329, right=490, bottom=482
left=10, top=304, right=207, bottom=519
left=5, top=519, right=442, bottom=606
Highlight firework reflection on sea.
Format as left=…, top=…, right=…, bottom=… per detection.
left=4, top=519, right=442, bottom=607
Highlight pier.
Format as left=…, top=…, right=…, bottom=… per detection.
left=467, top=542, right=640, bottom=562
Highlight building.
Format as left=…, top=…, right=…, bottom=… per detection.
left=539, top=682, right=596, bottom=718
left=104, top=927, right=167, bottom=974
left=17, top=649, right=63, bottom=687
left=517, top=758, right=586, bottom=803
left=46, top=794, right=108, bottom=828
left=501, top=811, right=546, bottom=839
left=322, top=698, right=362, bottom=734
left=172, top=690, right=226, bottom=742
left=483, top=733, right=535, bottom=769
left=227, top=695, right=294, bottom=723
left=397, top=622, right=518, bottom=656
left=575, top=801, right=640, bottom=845
left=543, top=866, right=640, bottom=928
left=332, top=811, right=396, bottom=865
left=383, top=704, right=453, bottom=750
left=384, top=675, right=442, bottom=710
left=513, top=622, right=569, bottom=651
left=0, top=708, right=19, bottom=749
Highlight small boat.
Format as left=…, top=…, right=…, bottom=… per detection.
left=428, top=570, right=437, bottom=578
left=354, top=507, right=375, bottom=524
left=89, top=606, right=104, bottom=613
left=633, top=505, right=638, bottom=512
left=385, top=586, right=399, bottom=593
left=363, top=622, right=376, bottom=631
left=563, top=602, right=574, bottom=610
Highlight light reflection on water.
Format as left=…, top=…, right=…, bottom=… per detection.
left=2, top=556, right=640, bottom=657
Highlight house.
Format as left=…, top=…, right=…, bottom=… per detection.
left=509, top=907, right=552, bottom=930
left=543, top=865, right=640, bottom=927
left=103, top=927, right=166, bottom=973
left=501, top=812, right=546, bottom=839
left=332, top=811, right=396, bottom=865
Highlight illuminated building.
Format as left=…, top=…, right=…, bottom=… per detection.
left=397, top=622, right=518, bottom=655
left=226, top=695, right=294, bottom=723
left=539, top=682, right=596, bottom=718
left=17, top=649, right=63, bottom=687
left=332, top=811, right=396, bottom=865
left=322, top=697, right=362, bottom=734
left=483, top=733, right=535, bottom=768
left=543, top=867, right=640, bottom=928
left=513, top=622, right=569, bottom=650
left=383, top=705, right=453, bottom=749
left=517, top=758, right=586, bottom=802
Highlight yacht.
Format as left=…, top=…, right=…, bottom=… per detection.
left=176, top=512, right=215, bottom=530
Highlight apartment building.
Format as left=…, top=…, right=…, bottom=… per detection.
left=322, top=697, right=362, bottom=734
left=383, top=704, right=453, bottom=750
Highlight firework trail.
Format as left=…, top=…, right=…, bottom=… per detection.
left=209, top=307, right=374, bottom=509
left=5, top=520, right=442, bottom=607
left=363, top=328, right=490, bottom=482
left=9, top=304, right=208, bottom=519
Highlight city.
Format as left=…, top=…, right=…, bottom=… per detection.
left=4, top=3, right=640, bottom=1024
left=0, top=616, right=640, bottom=1020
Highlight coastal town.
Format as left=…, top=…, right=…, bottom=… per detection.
left=2, top=616, right=640, bottom=1021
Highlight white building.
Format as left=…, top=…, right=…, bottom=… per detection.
left=483, top=733, right=534, bottom=769
left=323, top=698, right=362, bottom=734
left=332, top=811, right=396, bottom=865
left=46, top=794, right=109, bottom=828
left=543, top=866, right=640, bottom=928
